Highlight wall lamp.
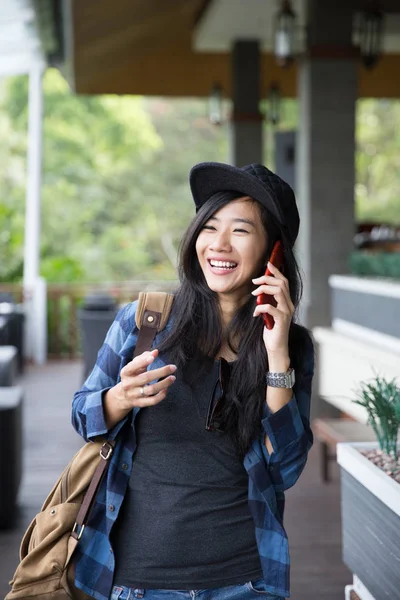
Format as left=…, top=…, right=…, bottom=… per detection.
left=274, top=0, right=297, bottom=68
left=209, top=83, right=223, bottom=125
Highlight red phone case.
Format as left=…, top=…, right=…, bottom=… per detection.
left=256, top=240, right=284, bottom=330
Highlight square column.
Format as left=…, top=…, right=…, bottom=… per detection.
left=229, top=41, right=263, bottom=166
left=296, top=2, right=357, bottom=329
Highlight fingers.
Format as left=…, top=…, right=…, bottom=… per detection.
left=252, top=282, right=294, bottom=316
left=135, top=365, right=177, bottom=393
left=134, top=374, right=176, bottom=408
left=120, top=349, right=158, bottom=379
left=119, top=349, right=177, bottom=409
left=252, top=266, right=287, bottom=290
left=266, top=261, right=284, bottom=278
left=253, top=304, right=290, bottom=321
left=253, top=261, right=284, bottom=282
left=252, top=264, right=294, bottom=314
left=121, top=364, right=177, bottom=396
left=253, top=303, right=292, bottom=329
left=252, top=283, right=286, bottom=298
left=253, top=303, right=280, bottom=318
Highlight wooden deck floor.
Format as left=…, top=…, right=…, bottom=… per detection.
left=0, top=361, right=351, bottom=600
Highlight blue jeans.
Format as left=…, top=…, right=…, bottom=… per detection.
left=110, top=580, right=284, bottom=600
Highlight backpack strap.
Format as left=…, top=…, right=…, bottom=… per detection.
left=72, top=293, right=174, bottom=542
left=133, top=291, right=174, bottom=358
left=71, top=441, right=115, bottom=542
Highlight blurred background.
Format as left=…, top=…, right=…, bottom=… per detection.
left=1, top=2, right=400, bottom=600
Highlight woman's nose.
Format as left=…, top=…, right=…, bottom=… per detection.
left=209, top=231, right=232, bottom=252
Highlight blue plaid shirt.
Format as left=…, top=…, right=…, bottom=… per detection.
left=71, top=300, right=314, bottom=600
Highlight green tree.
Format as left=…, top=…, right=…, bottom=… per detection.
left=0, top=70, right=231, bottom=282
left=3, top=68, right=399, bottom=285
left=0, top=69, right=162, bottom=282
left=356, top=99, right=400, bottom=226
left=0, top=85, right=27, bottom=282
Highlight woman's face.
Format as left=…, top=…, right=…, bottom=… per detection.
left=195, top=197, right=268, bottom=303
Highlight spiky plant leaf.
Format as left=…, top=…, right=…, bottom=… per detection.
left=353, top=375, right=400, bottom=458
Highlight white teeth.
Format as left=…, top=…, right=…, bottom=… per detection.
left=209, top=260, right=237, bottom=268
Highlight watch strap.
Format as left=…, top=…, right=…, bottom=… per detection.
left=265, top=367, right=295, bottom=388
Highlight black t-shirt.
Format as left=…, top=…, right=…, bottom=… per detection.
left=111, top=357, right=262, bottom=589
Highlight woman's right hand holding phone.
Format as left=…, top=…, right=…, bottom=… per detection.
left=104, top=349, right=176, bottom=429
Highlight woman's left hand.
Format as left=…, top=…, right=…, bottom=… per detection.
left=252, top=261, right=294, bottom=356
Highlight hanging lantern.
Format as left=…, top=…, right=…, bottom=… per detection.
left=274, top=0, right=297, bottom=68
left=359, top=2, right=384, bottom=69
left=209, top=83, right=222, bottom=125
left=267, top=83, right=281, bottom=126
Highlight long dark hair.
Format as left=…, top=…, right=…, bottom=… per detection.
left=158, top=190, right=311, bottom=457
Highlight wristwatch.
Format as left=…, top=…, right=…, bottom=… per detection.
left=265, top=368, right=295, bottom=389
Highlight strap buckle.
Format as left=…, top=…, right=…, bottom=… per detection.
left=100, top=442, right=113, bottom=461
left=72, top=522, right=85, bottom=540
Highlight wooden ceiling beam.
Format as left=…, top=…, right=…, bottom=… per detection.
left=70, top=0, right=400, bottom=98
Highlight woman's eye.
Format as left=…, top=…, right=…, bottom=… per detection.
left=203, top=225, right=216, bottom=231
left=234, top=228, right=249, bottom=234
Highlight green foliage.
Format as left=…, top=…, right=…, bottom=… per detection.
left=349, top=251, right=400, bottom=279
left=261, top=98, right=298, bottom=168
left=0, top=202, right=24, bottom=282
left=356, top=99, right=400, bottom=226
left=40, top=256, right=85, bottom=282
left=266, top=97, right=400, bottom=225
left=1, top=70, right=400, bottom=284
left=0, top=88, right=27, bottom=282
left=353, top=376, right=400, bottom=458
left=0, top=70, right=230, bottom=283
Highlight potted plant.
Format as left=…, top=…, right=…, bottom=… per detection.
left=337, top=375, right=400, bottom=600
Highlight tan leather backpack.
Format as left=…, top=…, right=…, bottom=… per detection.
left=6, top=292, right=174, bottom=600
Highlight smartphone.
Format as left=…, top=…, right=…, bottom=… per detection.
left=256, top=240, right=284, bottom=330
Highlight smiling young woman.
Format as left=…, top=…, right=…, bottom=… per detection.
left=71, top=162, right=315, bottom=600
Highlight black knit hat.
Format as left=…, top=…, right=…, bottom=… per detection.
left=189, top=162, right=299, bottom=247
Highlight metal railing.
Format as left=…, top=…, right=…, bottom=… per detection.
left=0, top=281, right=177, bottom=359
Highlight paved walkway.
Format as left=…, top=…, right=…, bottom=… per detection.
left=0, top=361, right=351, bottom=599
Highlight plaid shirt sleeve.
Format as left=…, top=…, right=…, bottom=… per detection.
left=71, top=302, right=137, bottom=442
left=261, top=333, right=315, bottom=492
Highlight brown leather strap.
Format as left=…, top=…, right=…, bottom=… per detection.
left=71, top=295, right=173, bottom=541
left=135, top=292, right=174, bottom=332
left=71, top=441, right=115, bottom=540
left=133, top=308, right=161, bottom=358
left=72, top=312, right=160, bottom=538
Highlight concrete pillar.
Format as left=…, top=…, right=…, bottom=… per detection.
left=296, top=0, right=357, bottom=330
left=229, top=41, right=263, bottom=166
left=23, top=61, right=47, bottom=364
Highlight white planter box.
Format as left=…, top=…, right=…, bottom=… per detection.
left=337, top=442, right=400, bottom=600
left=337, top=442, right=400, bottom=516
left=344, top=576, right=378, bottom=600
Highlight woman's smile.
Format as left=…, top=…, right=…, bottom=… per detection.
left=207, top=258, right=238, bottom=275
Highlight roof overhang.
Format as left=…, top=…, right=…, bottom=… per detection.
left=194, top=0, right=400, bottom=54
left=59, top=0, right=400, bottom=98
